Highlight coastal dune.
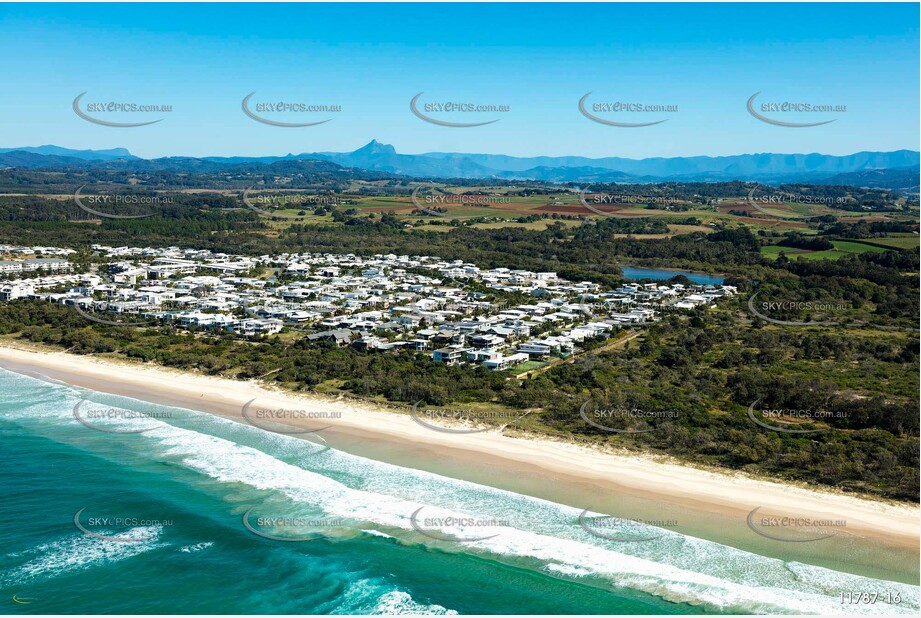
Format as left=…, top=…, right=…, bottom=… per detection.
left=0, top=344, right=917, bottom=569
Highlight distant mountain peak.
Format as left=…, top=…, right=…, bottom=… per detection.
left=353, top=140, right=396, bottom=156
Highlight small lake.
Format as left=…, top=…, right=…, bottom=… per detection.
left=622, top=266, right=725, bottom=285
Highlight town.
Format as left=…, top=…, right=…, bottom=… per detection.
left=0, top=244, right=736, bottom=372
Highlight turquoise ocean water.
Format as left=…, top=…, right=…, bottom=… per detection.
left=0, top=368, right=917, bottom=615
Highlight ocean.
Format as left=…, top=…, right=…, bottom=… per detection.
left=0, top=367, right=917, bottom=615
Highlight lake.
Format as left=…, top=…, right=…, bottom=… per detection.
left=623, top=266, right=725, bottom=285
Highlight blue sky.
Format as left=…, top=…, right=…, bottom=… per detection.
left=0, top=3, right=918, bottom=159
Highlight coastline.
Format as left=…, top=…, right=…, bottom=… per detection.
left=0, top=343, right=918, bottom=582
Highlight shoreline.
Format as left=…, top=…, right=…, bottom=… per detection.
left=0, top=343, right=918, bottom=581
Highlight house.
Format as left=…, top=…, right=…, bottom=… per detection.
left=467, top=349, right=495, bottom=363
left=468, top=333, right=504, bottom=349
left=304, top=328, right=357, bottom=347
left=0, top=282, right=34, bottom=301
left=517, top=342, right=552, bottom=358
left=24, top=258, right=72, bottom=273
left=113, top=268, right=147, bottom=285
left=178, top=312, right=235, bottom=329
left=231, top=318, right=283, bottom=336
left=0, top=261, right=23, bottom=274
left=432, top=330, right=463, bottom=346
left=485, top=326, right=515, bottom=340
left=353, top=335, right=387, bottom=351
left=433, top=345, right=470, bottom=365
left=483, top=353, right=530, bottom=371
left=409, top=338, right=432, bottom=351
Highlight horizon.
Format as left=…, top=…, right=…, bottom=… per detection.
left=5, top=140, right=920, bottom=161
left=0, top=3, right=918, bottom=159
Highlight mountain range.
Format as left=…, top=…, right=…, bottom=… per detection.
left=0, top=142, right=917, bottom=189
left=0, top=145, right=136, bottom=161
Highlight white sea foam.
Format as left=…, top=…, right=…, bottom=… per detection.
left=2, top=370, right=918, bottom=615
left=139, top=421, right=918, bottom=615
left=0, top=527, right=163, bottom=586
left=330, top=579, right=457, bottom=615
left=371, top=590, right=458, bottom=615
left=178, top=541, right=214, bottom=553
left=362, top=529, right=396, bottom=539
left=543, top=563, right=593, bottom=578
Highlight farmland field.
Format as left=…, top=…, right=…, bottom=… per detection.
left=759, top=239, right=907, bottom=261
left=853, top=235, right=920, bottom=250
left=234, top=188, right=916, bottom=246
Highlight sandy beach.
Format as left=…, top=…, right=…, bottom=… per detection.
left=0, top=343, right=917, bottom=578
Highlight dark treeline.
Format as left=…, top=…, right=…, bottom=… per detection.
left=776, top=232, right=835, bottom=252
left=0, top=158, right=399, bottom=192
left=820, top=220, right=918, bottom=238
left=561, top=180, right=912, bottom=212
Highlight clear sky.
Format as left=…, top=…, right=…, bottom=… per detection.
left=0, top=2, right=918, bottom=159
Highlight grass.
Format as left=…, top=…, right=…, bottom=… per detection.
left=852, top=236, right=920, bottom=250
left=792, top=249, right=851, bottom=261
left=760, top=245, right=808, bottom=259
left=512, top=360, right=549, bottom=374
left=761, top=239, right=901, bottom=261
left=829, top=240, right=883, bottom=254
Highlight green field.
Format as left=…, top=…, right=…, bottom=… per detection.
left=760, top=245, right=809, bottom=258
left=761, top=239, right=902, bottom=261
left=830, top=240, right=887, bottom=253
left=852, top=235, right=920, bottom=250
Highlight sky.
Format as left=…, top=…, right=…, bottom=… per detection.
left=0, top=2, right=918, bottom=159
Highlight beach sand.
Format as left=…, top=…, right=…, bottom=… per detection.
left=0, top=343, right=917, bottom=582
